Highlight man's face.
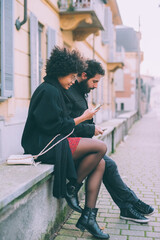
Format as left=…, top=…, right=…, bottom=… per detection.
left=79, top=74, right=102, bottom=93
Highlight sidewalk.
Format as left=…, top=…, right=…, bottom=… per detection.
left=54, top=111, right=160, bottom=240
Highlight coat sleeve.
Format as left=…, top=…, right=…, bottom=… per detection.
left=32, top=87, right=75, bottom=136
left=74, top=121, right=95, bottom=138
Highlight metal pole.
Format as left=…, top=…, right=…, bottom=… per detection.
left=137, top=16, right=142, bottom=119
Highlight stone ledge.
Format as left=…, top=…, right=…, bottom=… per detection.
left=117, top=110, right=137, bottom=119
left=0, top=163, right=54, bottom=210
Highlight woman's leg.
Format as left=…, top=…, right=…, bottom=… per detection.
left=72, top=138, right=107, bottom=183
left=72, top=139, right=109, bottom=238
left=85, top=159, right=105, bottom=208
left=65, top=138, right=106, bottom=213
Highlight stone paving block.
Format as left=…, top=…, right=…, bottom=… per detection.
left=149, top=221, right=160, bottom=226
left=58, top=229, right=82, bottom=237
left=104, top=228, right=120, bottom=235
left=77, top=238, right=92, bottom=240
left=63, top=223, right=78, bottom=230
left=70, top=213, right=80, bottom=220
left=154, top=226, right=160, bottom=232
left=96, top=217, right=105, bottom=222
left=130, top=225, right=153, bottom=231
left=107, top=223, right=129, bottom=230
left=109, top=235, right=127, bottom=240
left=106, top=218, right=126, bottom=224
left=121, top=230, right=144, bottom=237
left=129, top=237, right=152, bottom=240
left=98, top=207, right=109, bottom=213
left=55, top=236, right=76, bottom=240
left=100, top=212, right=119, bottom=218
left=108, top=209, right=120, bottom=214
left=146, top=231, right=160, bottom=238
left=96, top=204, right=111, bottom=208
left=97, top=201, right=112, bottom=206
left=66, top=218, right=77, bottom=224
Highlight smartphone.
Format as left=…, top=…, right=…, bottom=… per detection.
left=102, top=127, right=108, bottom=131
left=94, top=104, right=103, bottom=111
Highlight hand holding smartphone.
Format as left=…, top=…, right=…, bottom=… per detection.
left=94, top=104, right=103, bottom=111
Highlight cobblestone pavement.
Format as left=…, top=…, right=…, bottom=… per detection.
left=54, top=111, right=160, bottom=240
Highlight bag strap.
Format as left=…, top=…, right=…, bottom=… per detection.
left=33, top=129, right=74, bottom=160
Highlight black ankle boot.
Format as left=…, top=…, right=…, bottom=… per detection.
left=65, top=181, right=83, bottom=213
left=76, top=206, right=110, bottom=239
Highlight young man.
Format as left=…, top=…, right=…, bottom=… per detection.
left=63, top=59, right=154, bottom=223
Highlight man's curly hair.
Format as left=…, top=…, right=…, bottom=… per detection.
left=80, top=59, right=105, bottom=79
left=46, top=46, right=87, bottom=79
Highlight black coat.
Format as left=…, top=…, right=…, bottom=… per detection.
left=63, top=80, right=95, bottom=138
left=21, top=78, right=77, bottom=198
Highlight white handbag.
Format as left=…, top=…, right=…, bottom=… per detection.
left=6, top=129, right=74, bottom=166
left=7, top=154, right=36, bottom=165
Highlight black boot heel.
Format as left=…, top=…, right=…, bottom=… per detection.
left=76, top=222, right=85, bottom=231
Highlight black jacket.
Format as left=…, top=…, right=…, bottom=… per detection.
left=63, top=80, right=95, bottom=138
left=21, top=78, right=77, bottom=198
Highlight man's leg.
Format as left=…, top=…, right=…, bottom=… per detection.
left=102, top=155, right=138, bottom=209
left=103, top=155, right=154, bottom=223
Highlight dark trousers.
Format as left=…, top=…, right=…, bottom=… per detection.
left=103, top=155, right=138, bottom=209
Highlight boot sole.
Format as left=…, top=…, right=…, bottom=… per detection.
left=76, top=222, right=110, bottom=239
left=120, top=215, right=149, bottom=223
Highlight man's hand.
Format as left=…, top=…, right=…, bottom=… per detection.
left=94, top=125, right=103, bottom=136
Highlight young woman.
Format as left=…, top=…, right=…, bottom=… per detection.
left=21, top=47, right=109, bottom=239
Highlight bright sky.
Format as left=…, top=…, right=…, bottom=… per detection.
left=116, top=0, right=160, bottom=77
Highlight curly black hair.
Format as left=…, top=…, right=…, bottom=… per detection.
left=78, top=59, right=105, bottom=79
left=46, top=46, right=87, bottom=79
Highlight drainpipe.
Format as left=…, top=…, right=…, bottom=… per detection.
left=93, top=33, right=95, bottom=59
left=15, top=0, right=27, bottom=30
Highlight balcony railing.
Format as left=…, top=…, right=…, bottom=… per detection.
left=59, top=0, right=104, bottom=30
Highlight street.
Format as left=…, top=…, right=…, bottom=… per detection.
left=55, top=110, right=160, bottom=240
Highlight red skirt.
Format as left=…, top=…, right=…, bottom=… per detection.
left=67, top=137, right=81, bottom=155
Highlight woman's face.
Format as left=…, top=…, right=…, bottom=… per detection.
left=58, top=73, right=77, bottom=90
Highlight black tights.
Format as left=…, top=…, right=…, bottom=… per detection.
left=72, top=138, right=107, bottom=208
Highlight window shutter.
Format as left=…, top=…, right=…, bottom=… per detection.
left=101, top=7, right=112, bottom=44
left=108, top=24, right=115, bottom=61
left=30, top=12, right=38, bottom=96
left=1, top=0, right=14, bottom=97
left=47, top=27, right=56, bottom=59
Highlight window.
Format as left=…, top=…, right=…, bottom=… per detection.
left=0, top=0, right=14, bottom=98
left=47, top=27, right=56, bottom=59
left=121, top=103, right=124, bottom=111
left=115, top=103, right=117, bottom=111
left=114, top=69, right=124, bottom=91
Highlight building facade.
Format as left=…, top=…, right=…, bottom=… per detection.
left=115, top=25, right=143, bottom=114
left=0, top=0, right=122, bottom=162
